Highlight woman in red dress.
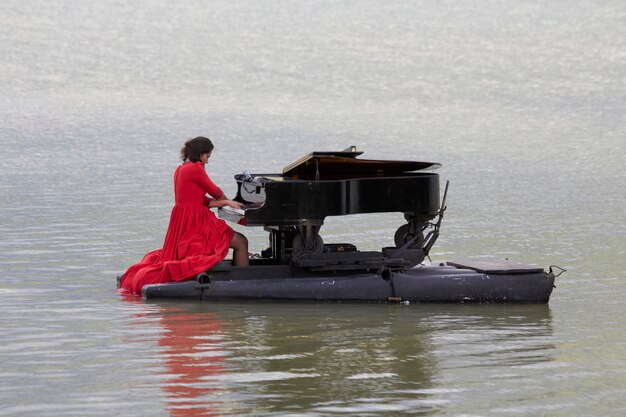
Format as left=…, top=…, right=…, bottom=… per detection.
left=119, top=137, right=249, bottom=296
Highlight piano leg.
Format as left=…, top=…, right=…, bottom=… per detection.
left=292, top=225, right=324, bottom=258
left=394, top=221, right=427, bottom=249
left=265, top=226, right=292, bottom=265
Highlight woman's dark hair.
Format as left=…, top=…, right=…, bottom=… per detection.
left=181, top=136, right=214, bottom=162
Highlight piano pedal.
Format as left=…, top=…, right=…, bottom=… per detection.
left=260, top=247, right=273, bottom=259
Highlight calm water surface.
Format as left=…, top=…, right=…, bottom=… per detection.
left=1, top=0, right=625, bottom=416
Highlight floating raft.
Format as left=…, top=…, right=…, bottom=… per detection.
left=138, top=258, right=556, bottom=303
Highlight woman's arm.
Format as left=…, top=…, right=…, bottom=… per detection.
left=191, top=163, right=244, bottom=209
left=193, top=163, right=225, bottom=198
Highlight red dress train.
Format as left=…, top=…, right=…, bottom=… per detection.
left=119, top=162, right=234, bottom=296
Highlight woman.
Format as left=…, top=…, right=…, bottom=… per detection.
left=119, top=136, right=248, bottom=296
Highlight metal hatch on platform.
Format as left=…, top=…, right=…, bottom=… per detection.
left=447, top=259, right=544, bottom=274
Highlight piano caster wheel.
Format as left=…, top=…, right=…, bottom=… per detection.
left=394, top=224, right=424, bottom=249
left=292, top=234, right=324, bottom=256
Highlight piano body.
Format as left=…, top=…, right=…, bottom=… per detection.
left=219, top=147, right=445, bottom=269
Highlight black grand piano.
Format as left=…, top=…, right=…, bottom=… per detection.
left=218, top=146, right=444, bottom=269
left=134, top=147, right=559, bottom=303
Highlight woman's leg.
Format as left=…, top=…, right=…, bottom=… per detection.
left=230, top=232, right=249, bottom=266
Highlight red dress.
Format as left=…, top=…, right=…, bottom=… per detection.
left=119, top=162, right=235, bottom=296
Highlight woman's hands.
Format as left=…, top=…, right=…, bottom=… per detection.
left=223, top=199, right=245, bottom=210
left=208, top=198, right=245, bottom=210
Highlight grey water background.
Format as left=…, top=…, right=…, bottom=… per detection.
left=1, top=0, right=625, bottom=415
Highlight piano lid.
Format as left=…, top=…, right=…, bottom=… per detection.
left=282, top=147, right=441, bottom=178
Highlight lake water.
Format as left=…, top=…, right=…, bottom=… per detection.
left=1, top=0, right=625, bottom=415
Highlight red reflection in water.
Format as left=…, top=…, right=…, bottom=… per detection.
left=122, top=297, right=226, bottom=417
left=159, top=311, right=226, bottom=417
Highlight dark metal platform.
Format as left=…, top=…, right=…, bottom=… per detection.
left=139, top=260, right=555, bottom=304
